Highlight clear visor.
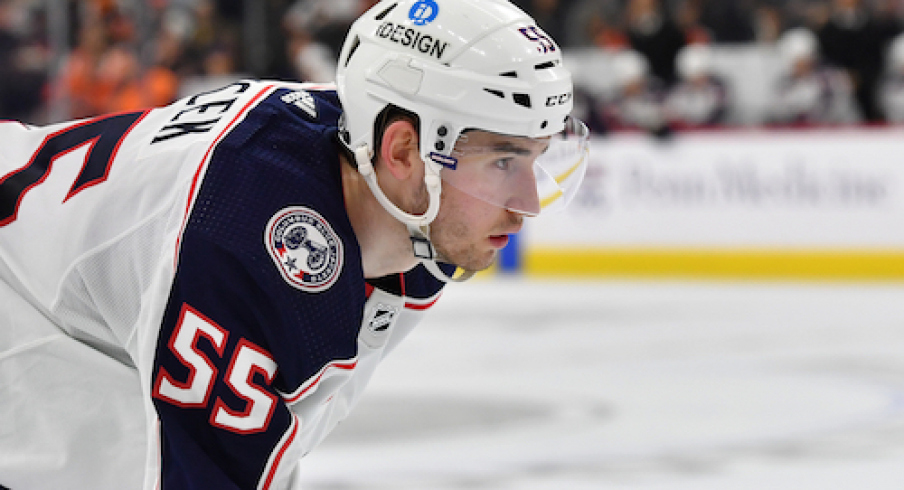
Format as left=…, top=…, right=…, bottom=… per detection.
left=433, top=116, right=589, bottom=216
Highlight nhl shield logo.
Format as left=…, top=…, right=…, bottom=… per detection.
left=265, top=206, right=343, bottom=292
left=368, top=303, right=399, bottom=334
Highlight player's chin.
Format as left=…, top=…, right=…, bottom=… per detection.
left=438, top=236, right=503, bottom=272
left=453, top=248, right=499, bottom=273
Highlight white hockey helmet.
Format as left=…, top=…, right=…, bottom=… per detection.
left=779, top=27, right=818, bottom=66
left=336, top=0, right=588, bottom=231
left=612, top=49, right=649, bottom=88
left=887, top=32, right=904, bottom=71
left=676, top=43, right=712, bottom=80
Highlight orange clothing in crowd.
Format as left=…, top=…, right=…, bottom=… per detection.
left=61, top=47, right=178, bottom=118
left=106, top=66, right=179, bottom=113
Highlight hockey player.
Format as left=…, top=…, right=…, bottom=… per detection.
left=878, top=32, right=904, bottom=123
left=767, top=27, right=860, bottom=126
left=0, top=1, right=588, bottom=489
left=664, top=43, right=730, bottom=128
left=599, top=49, right=667, bottom=132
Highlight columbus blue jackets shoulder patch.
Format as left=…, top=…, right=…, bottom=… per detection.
left=265, top=206, right=343, bottom=292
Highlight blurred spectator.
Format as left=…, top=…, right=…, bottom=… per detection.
left=283, top=6, right=339, bottom=83
left=59, top=20, right=110, bottom=118
left=570, top=84, right=608, bottom=134
left=689, top=0, right=757, bottom=43
left=514, top=0, right=570, bottom=44
left=753, top=4, right=785, bottom=43
left=623, top=0, right=686, bottom=86
left=178, top=44, right=248, bottom=98
left=102, top=45, right=179, bottom=113
left=815, top=0, right=900, bottom=122
left=768, top=27, right=860, bottom=125
left=590, top=15, right=630, bottom=51
left=599, top=49, right=669, bottom=133
left=11, top=0, right=904, bottom=128
left=286, top=30, right=336, bottom=83
left=179, top=0, right=241, bottom=77
left=284, top=0, right=367, bottom=60
left=97, top=44, right=144, bottom=112
left=664, top=43, right=730, bottom=127
left=58, top=4, right=178, bottom=118
left=878, top=32, right=904, bottom=122
left=780, top=0, right=831, bottom=28
left=158, top=5, right=199, bottom=77
left=672, top=0, right=712, bottom=45
left=564, top=0, right=622, bottom=48
left=0, top=0, right=48, bottom=121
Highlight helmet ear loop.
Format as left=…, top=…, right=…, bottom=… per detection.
left=353, top=145, right=442, bottom=228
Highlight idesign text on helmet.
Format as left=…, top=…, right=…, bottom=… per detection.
left=375, top=21, right=451, bottom=60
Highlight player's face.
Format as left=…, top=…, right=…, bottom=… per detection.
left=429, top=183, right=524, bottom=272
left=428, top=131, right=548, bottom=272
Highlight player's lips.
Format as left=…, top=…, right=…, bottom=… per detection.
left=488, top=234, right=510, bottom=249
left=487, top=223, right=521, bottom=249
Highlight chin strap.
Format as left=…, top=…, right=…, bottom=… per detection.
left=353, top=146, right=474, bottom=283
left=407, top=223, right=475, bottom=283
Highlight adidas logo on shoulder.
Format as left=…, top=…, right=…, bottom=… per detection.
left=281, top=90, right=318, bottom=119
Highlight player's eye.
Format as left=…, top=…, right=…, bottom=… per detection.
left=494, top=157, right=512, bottom=171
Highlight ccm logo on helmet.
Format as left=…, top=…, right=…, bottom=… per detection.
left=546, top=92, right=573, bottom=107
left=375, top=22, right=450, bottom=60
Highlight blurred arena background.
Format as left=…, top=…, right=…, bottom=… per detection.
left=3, top=0, right=904, bottom=488
left=3, top=0, right=904, bottom=280
left=5, top=0, right=904, bottom=129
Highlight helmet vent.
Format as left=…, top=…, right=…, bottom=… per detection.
left=374, top=3, right=398, bottom=20
left=500, top=71, right=518, bottom=78
left=513, top=93, right=532, bottom=108
left=343, top=36, right=361, bottom=68
left=535, top=60, right=558, bottom=70
left=484, top=88, right=504, bottom=98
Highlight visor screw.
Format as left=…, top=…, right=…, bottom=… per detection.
left=435, top=141, right=445, bottom=151
left=437, top=126, right=448, bottom=137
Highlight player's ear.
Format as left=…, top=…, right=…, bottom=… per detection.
left=378, top=119, right=421, bottom=181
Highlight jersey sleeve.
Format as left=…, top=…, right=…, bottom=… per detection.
left=149, top=86, right=365, bottom=490
left=152, top=232, right=299, bottom=490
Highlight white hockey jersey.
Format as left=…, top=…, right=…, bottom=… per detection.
left=0, top=80, right=446, bottom=489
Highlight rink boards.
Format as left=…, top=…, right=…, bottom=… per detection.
left=520, top=128, right=904, bottom=280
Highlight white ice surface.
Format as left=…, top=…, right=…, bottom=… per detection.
left=299, top=278, right=904, bottom=489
